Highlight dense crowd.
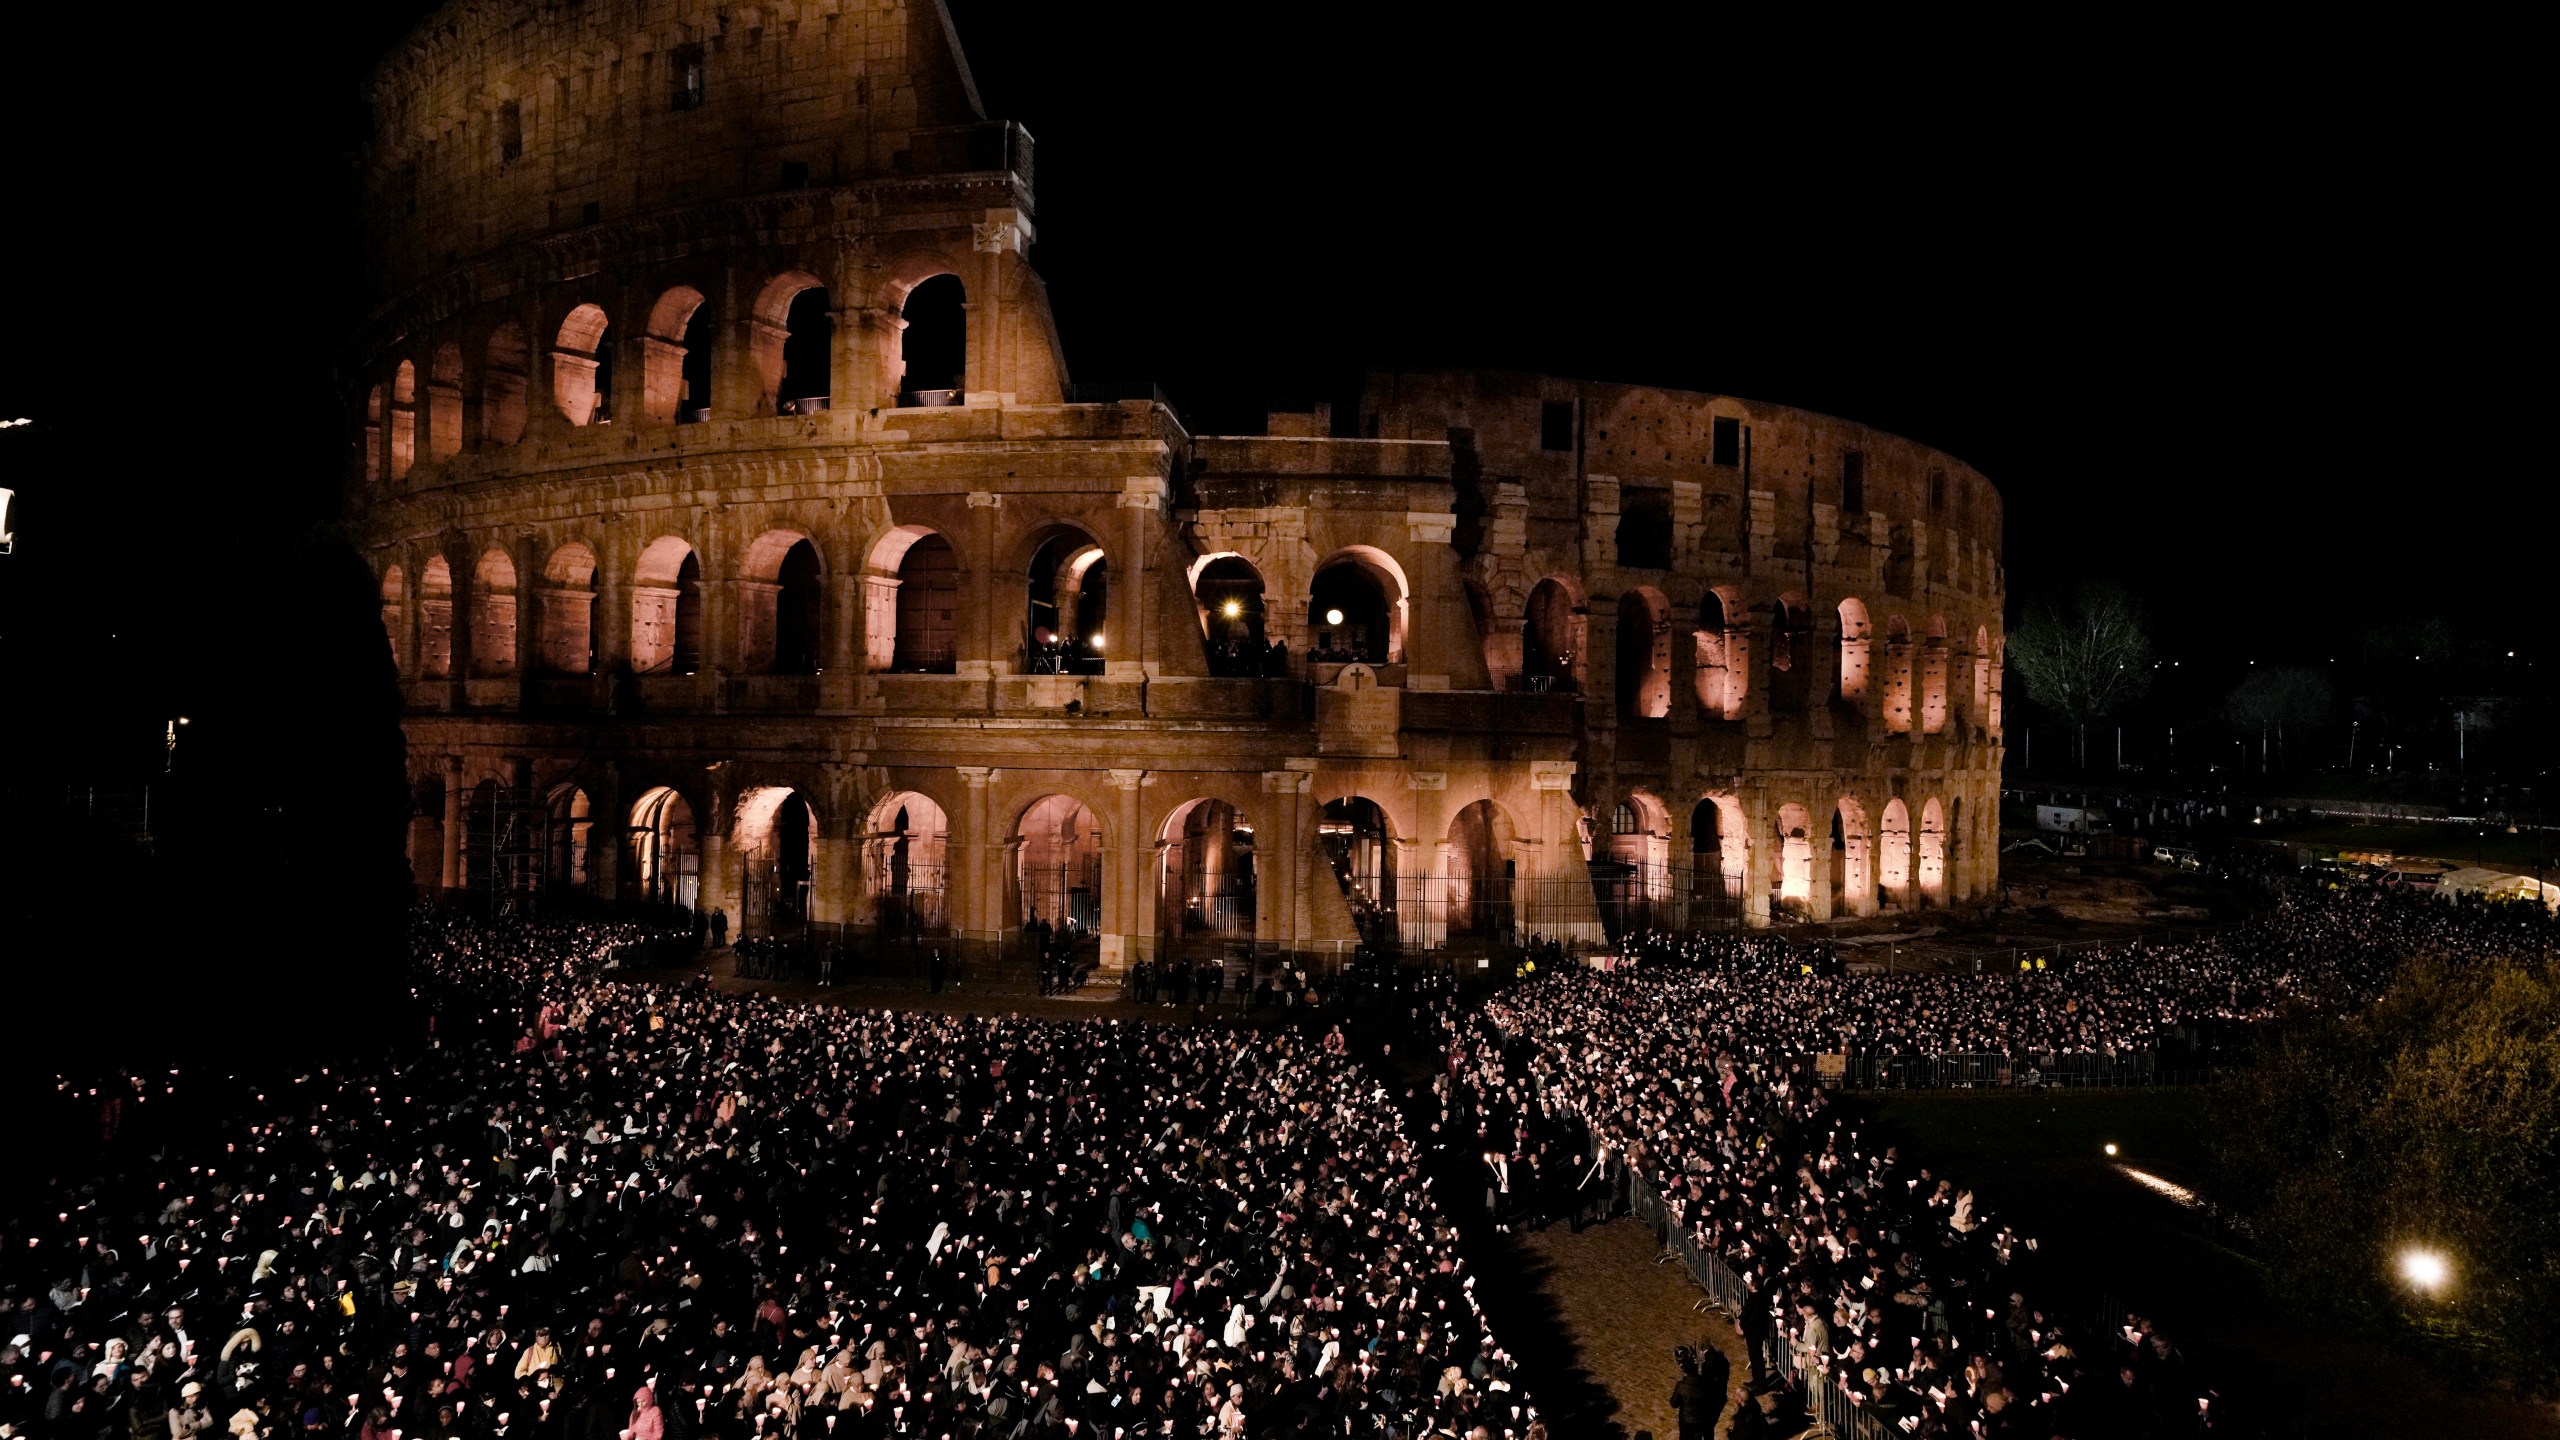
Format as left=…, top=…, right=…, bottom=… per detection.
left=2, top=914, right=1536, bottom=1440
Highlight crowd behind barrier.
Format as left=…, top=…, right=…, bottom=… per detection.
left=1432, top=887, right=2559, bottom=1438
left=1, top=912, right=1541, bottom=1440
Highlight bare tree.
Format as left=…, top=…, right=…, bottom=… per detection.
left=2007, top=580, right=2154, bottom=770
left=2224, top=666, right=2335, bottom=772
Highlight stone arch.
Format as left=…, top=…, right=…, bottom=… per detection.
left=1445, top=798, right=1519, bottom=940
left=1523, top=575, right=1585, bottom=692
left=893, top=267, right=967, bottom=404
left=1691, top=794, right=1748, bottom=915
left=362, top=384, right=386, bottom=483
left=1191, top=553, right=1270, bottom=675
left=469, top=547, right=518, bottom=677
left=626, top=785, right=700, bottom=910
left=1972, top=623, right=1992, bottom=725
left=1837, top=597, right=1873, bottom=703
left=1834, top=796, right=1873, bottom=917
left=1988, top=633, right=2005, bottom=732
left=862, top=523, right=957, bottom=673
left=544, top=783, right=593, bottom=892
left=1883, top=614, right=1915, bottom=734
left=631, top=535, right=703, bottom=674
left=428, top=342, right=464, bottom=460
left=551, top=302, right=612, bottom=425
left=1879, top=796, right=1914, bottom=907
left=738, top=528, right=825, bottom=675
left=1319, top=794, right=1401, bottom=939
left=1309, top=545, right=1409, bottom=665
left=642, top=284, right=711, bottom=424
left=482, top=322, right=529, bottom=445
left=1695, top=585, right=1747, bottom=718
left=1600, top=790, right=1671, bottom=933
left=1011, top=792, right=1105, bottom=934
left=389, top=360, right=417, bottom=479
left=419, top=555, right=454, bottom=678
left=1157, top=797, right=1258, bottom=956
left=1772, top=800, right=1815, bottom=919
left=751, top=270, right=832, bottom=414
left=379, top=564, right=407, bottom=670
left=1921, top=614, right=1951, bottom=734
left=1919, top=796, right=1948, bottom=904
left=1020, top=522, right=1109, bottom=671
left=862, top=789, right=950, bottom=934
left=734, top=785, right=822, bottom=935
left=539, top=541, right=598, bottom=675
left=1615, top=586, right=1671, bottom=719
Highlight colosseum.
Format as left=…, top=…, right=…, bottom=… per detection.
left=351, top=0, right=2005, bottom=971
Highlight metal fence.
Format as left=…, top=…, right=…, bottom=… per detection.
left=1829, top=1049, right=2164, bottom=1090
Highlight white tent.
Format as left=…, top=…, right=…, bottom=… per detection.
left=2435, top=866, right=2560, bottom=910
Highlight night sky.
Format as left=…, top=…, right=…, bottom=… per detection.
left=0, top=4, right=2534, bottom=737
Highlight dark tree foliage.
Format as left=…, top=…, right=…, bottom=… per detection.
left=2212, top=943, right=2560, bottom=1392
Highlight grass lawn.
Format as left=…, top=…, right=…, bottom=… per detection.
left=2269, top=820, right=2556, bottom=872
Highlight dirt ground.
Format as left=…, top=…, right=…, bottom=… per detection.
left=1515, top=1220, right=1757, bottom=1439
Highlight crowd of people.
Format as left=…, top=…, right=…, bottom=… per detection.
left=2, top=913, right=1537, bottom=1440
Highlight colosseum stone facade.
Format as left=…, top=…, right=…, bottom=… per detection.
left=351, top=0, right=2004, bottom=967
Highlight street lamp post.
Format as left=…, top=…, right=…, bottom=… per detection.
left=163, top=717, right=190, bottom=773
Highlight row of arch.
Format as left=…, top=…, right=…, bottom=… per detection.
left=361, top=267, right=969, bottom=484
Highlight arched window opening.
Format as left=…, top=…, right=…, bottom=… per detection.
left=887, top=530, right=958, bottom=673
left=1193, top=555, right=1271, bottom=676
left=1988, top=636, right=2005, bottom=733
left=1523, top=578, right=1581, bottom=692
left=428, top=343, right=464, bottom=460
left=1309, top=561, right=1390, bottom=665
left=631, top=537, right=703, bottom=674
left=1837, top=598, right=1873, bottom=703
left=540, top=543, right=598, bottom=675
left=1835, top=797, right=1872, bottom=917
left=482, top=323, right=529, bottom=445
left=1919, top=797, right=1948, bottom=904
left=735, top=787, right=819, bottom=936
left=1879, top=797, right=1914, bottom=907
left=1883, top=616, right=1915, bottom=734
left=897, top=273, right=966, bottom=405
left=1772, top=802, right=1814, bottom=919
left=419, top=557, right=454, bottom=678
left=778, top=287, right=833, bottom=413
left=1600, top=793, right=1670, bottom=935
left=1446, top=799, right=1517, bottom=941
left=1027, top=530, right=1108, bottom=674
left=626, top=787, right=698, bottom=911
left=470, top=548, right=519, bottom=677
left=740, top=531, right=824, bottom=675
left=363, top=384, right=385, bottom=483
left=380, top=565, right=408, bottom=670
left=552, top=304, right=612, bottom=425
left=545, top=785, right=593, bottom=892
left=1615, top=589, right=1670, bottom=719
left=389, top=361, right=417, bottom=479
left=1014, top=794, right=1103, bottom=934
left=1158, top=798, right=1256, bottom=957
left=1320, top=797, right=1398, bottom=944
left=1921, top=615, right=1951, bottom=734
left=1769, top=597, right=1812, bottom=710
left=864, top=791, right=950, bottom=937
left=1691, top=796, right=1747, bottom=921
left=1972, top=623, right=1992, bottom=725
left=1616, top=487, right=1674, bottom=569
left=1695, top=589, right=1746, bottom=719
left=642, top=286, right=708, bottom=425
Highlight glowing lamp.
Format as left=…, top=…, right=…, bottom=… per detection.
left=2103, top=1143, right=2118, bottom=1157
left=1222, top=599, right=1242, bottom=620
left=2398, top=1247, right=2452, bottom=1294
left=1089, top=632, right=1105, bottom=651
left=1325, top=608, right=1345, bottom=626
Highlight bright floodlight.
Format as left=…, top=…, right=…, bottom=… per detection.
left=2103, top=1143, right=2119, bottom=1157
left=1089, top=632, right=1105, bottom=651
left=1325, top=608, right=1345, bottom=627
left=1222, top=599, right=1242, bottom=619
left=2398, top=1248, right=2451, bottom=1294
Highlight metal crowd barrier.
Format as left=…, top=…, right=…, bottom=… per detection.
left=1832, top=1048, right=2164, bottom=1090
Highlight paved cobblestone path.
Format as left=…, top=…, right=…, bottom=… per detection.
left=1518, top=1219, right=1757, bottom=1440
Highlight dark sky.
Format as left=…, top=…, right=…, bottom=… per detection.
left=0, top=3, right=2535, bottom=700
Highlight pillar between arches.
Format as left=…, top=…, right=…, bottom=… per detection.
left=1099, top=768, right=1146, bottom=972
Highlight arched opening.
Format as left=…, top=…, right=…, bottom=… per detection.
left=1835, top=797, right=1872, bottom=917
left=626, top=786, right=699, bottom=911
left=1769, top=596, right=1812, bottom=711
left=1973, top=624, right=1992, bottom=725
left=470, top=549, right=519, bottom=677
left=389, top=361, right=417, bottom=479
left=363, top=385, right=385, bottom=483
left=1309, top=562, right=1389, bottom=665
left=863, top=791, right=949, bottom=937
left=1025, top=528, right=1108, bottom=674
left=1988, top=635, right=2005, bottom=732
left=539, top=543, right=598, bottom=675
left=419, top=557, right=454, bottom=678
left=1615, top=487, right=1673, bottom=568
left=1921, top=616, right=1951, bottom=734
left=739, top=531, right=824, bottom=675
left=1695, top=588, right=1746, bottom=719
left=1013, top=794, right=1103, bottom=934
left=735, top=787, right=819, bottom=936
left=750, top=272, right=832, bottom=415
left=631, top=537, right=703, bottom=675
left=1919, top=797, right=1948, bottom=904
left=879, top=528, right=958, bottom=673
left=1615, top=588, right=1670, bottom=719
left=428, top=343, right=464, bottom=460
left=1192, top=555, right=1270, bottom=676
left=1319, top=796, right=1398, bottom=944
left=1837, top=597, right=1872, bottom=703
left=482, top=322, right=529, bottom=445
left=1600, top=793, right=1670, bottom=934
left=552, top=303, right=613, bottom=425
left=1879, top=797, right=1914, bottom=908
left=1158, top=798, right=1256, bottom=958
left=1446, top=799, right=1519, bottom=941
left=897, top=273, right=966, bottom=405
left=1523, top=578, right=1581, bottom=692
left=1772, top=801, right=1814, bottom=919
left=642, top=286, right=709, bottom=425
left=545, top=785, right=593, bottom=893
left=1690, top=796, right=1747, bottom=919
left=1883, top=615, right=1915, bottom=734
left=379, top=564, right=407, bottom=670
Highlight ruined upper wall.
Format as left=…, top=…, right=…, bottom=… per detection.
left=361, top=0, right=1005, bottom=298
